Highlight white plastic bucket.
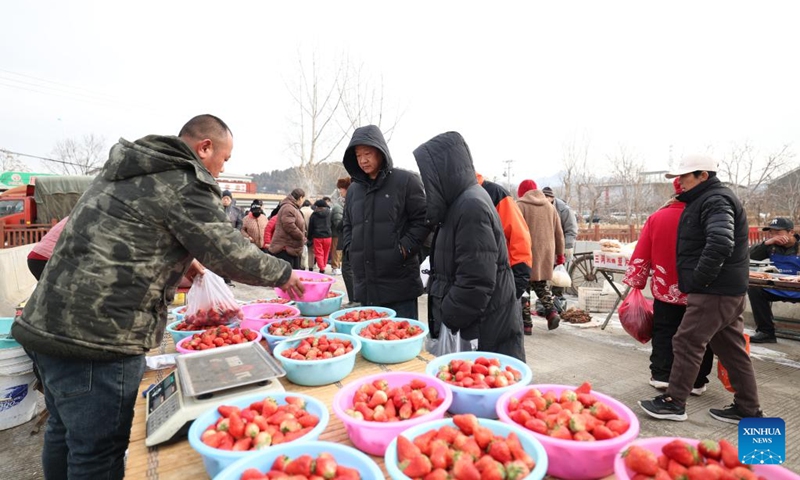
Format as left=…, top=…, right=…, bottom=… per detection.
left=0, top=371, right=37, bottom=430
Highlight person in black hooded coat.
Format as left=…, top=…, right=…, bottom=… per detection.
left=342, top=125, right=429, bottom=319
left=413, top=131, right=525, bottom=361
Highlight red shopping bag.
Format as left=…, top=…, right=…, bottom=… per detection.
left=618, top=289, right=654, bottom=344
left=718, top=333, right=750, bottom=393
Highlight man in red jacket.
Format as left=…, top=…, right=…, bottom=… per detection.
left=623, top=179, right=713, bottom=395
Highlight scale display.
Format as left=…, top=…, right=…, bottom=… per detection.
left=145, top=342, right=285, bottom=446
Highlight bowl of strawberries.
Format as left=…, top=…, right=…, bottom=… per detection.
left=496, top=383, right=639, bottom=479
left=213, top=440, right=384, bottom=480
left=187, top=392, right=329, bottom=478
left=328, top=306, right=396, bottom=335
left=350, top=318, right=428, bottom=364
left=332, top=371, right=453, bottom=456
left=614, top=436, right=797, bottom=480
left=384, top=414, right=548, bottom=480
left=166, top=320, right=239, bottom=346
left=259, top=316, right=333, bottom=352
left=274, top=269, right=335, bottom=303
left=272, top=332, right=362, bottom=386
left=425, top=351, right=533, bottom=419
left=175, top=325, right=262, bottom=354
left=239, top=303, right=300, bottom=332
left=293, top=290, right=345, bottom=317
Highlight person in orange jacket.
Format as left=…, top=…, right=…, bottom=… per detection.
left=476, top=173, right=532, bottom=303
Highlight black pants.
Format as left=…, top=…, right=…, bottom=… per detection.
left=651, top=298, right=714, bottom=389
left=378, top=298, right=419, bottom=320
left=341, top=253, right=355, bottom=302
left=272, top=250, right=301, bottom=270
left=747, top=286, right=800, bottom=336
left=27, top=258, right=48, bottom=281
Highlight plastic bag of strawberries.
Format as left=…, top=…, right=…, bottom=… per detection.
left=183, top=270, right=243, bottom=328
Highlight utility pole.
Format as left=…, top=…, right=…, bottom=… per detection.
left=502, top=159, right=514, bottom=193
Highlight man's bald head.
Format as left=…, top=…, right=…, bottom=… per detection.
left=179, top=114, right=234, bottom=177
left=179, top=114, right=232, bottom=142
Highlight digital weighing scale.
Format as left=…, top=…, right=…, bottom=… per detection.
left=145, top=341, right=286, bottom=447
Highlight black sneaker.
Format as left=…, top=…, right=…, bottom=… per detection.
left=750, top=332, right=777, bottom=344
left=638, top=394, right=687, bottom=421
left=709, top=403, right=764, bottom=424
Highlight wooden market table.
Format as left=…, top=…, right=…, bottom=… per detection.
left=125, top=337, right=435, bottom=480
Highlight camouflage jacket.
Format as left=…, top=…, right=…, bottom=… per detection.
left=13, top=135, right=292, bottom=360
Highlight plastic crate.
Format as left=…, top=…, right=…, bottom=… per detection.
left=578, top=287, right=618, bottom=312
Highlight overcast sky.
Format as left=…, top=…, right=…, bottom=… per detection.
left=2, top=1, right=799, bottom=188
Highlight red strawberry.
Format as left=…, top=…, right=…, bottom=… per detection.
left=593, top=425, right=616, bottom=440
left=284, top=396, right=306, bottom=409
left=698, top=439, right=722, bottom=460
left=428, top=440, right=450, bottom=470
left=413, top=429, right=438, bottom=456
left=284, top=454, right=314, bottom=476
left=719, top=439, right=745, bottom=469
left=314, top=452, right=337, bottom=479
left=488, top=440, right=513, bottom=463
left=575, top=381, right=592, bottom=394
left=663, top=439, right=701, bottom=467
left=228, top=413, right=245, bottom=439
left=452, top=413, right=479, bottom=435
left=505, top=459, right=532, bottom=480
left=401, top=454, right=433, bottom=478
left=472, top=425, right=494, bottom=449
left=687, top=465, right=719, bottom=480
left=668, top=458, right=688, bottom=479
left=240, top=468, right=265, bottom=480
left=423, top=468, right=450, bottom=480
left=335, top=464, right=361, bottom=480
left=623, top=445, right=659, bottom=476
left=271, top=454, right=290, bottom=471
left=507, top=432, right=536, bottom=469
left=397, top=434, right=422, bottom=463
left=451, top=454, right=481, bottom=480
left=474, top=455, right=506, bottom=480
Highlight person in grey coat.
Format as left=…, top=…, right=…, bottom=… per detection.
left=414, top=131, right=525, bottom=361
left=543, top=186, right=578, bottom=303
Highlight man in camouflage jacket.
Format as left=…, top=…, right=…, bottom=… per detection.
left=12, top=115, right=303, bottom=479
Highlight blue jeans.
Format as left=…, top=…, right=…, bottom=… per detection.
left=28, top=351, right=146, bottom=480
left=380, top=298, right=419, bottom=320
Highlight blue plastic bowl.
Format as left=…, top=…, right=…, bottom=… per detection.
left=272, top=332, right=362, bottom=386
left=170, top=305, right=188, bottom=322
left=328, top=306, right=396, bottom=335
left=350, top=318, right=429, bottom=364
left=187, top=391, right=329, bottom=478
left=259, top=317, right=334, bottom=352
left=293, top=290, right=345, bottom=317
left=384, top=417, right=548, bottom=480
left=425, top=351, right=533, bottom=419
left=214, top=440, right=384, bottom=480
left=0, top=318, right=21, bottom=349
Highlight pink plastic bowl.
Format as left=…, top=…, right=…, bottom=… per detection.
left=497, top=384, right=640, bottom=480
left=332, top=371, right=453, bottom=456
left=274, top=269, right=334, bottom=302
left=239, top=303, right=300, bottom=332
left=614, top=437, right=798, bottom=480
left=175, top=329, right=263, bottom=354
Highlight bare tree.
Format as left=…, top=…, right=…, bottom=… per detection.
left=0, top=150, right=30, bottom=172
left=718, top=142, right=792, bottom=211
left=766, top=166, right=800, bottom=225
left=286, top=51, right=402, bottom=194
left=560, top=132, right=590, bottom=205
left=608, top=145, right=645, bottom=225
left=50, top=134, right=106, bottom=175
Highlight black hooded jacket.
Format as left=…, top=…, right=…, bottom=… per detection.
left=413, top=132, right=525, bottom=361
left=342, top=125, right=429, bottom=305
left=676, top=176, right=749, bottom=295
left=308, top=205, right=332, bottom=239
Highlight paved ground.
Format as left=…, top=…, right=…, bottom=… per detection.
left=2, top=275, right=798, bottom=478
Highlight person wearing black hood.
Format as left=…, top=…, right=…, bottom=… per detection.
left=241, top=199, right=268, bottom=252
left=413, top=132, right=525, bottom=361
left=308, top=199, right=333, bottom=273
left=342, top=125, right=428, bottom=319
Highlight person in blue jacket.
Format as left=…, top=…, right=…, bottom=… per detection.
left=748, top=217, right=800, bottom=343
